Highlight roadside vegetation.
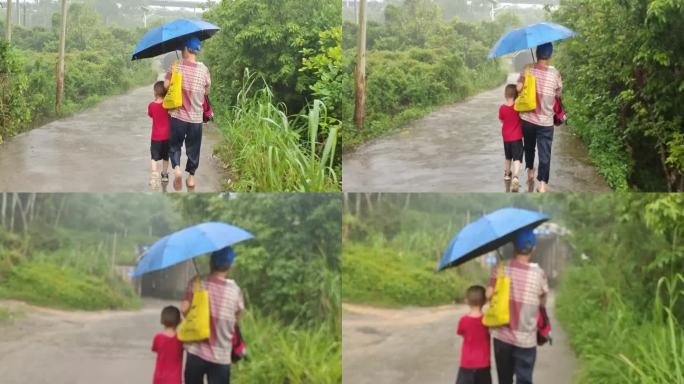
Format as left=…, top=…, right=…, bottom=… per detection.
left=554, top=193, right=684, bottom=383
left=552, top=0, right=684, bottom=191
left=202, top=0, right=342, bottom=191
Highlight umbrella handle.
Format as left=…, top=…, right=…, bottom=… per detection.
left=192, top=258, right=201, bottom=277
left=530, top=48, right=536, bottom=63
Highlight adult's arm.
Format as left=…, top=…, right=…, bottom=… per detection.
left=181, top=276, right=198, bottom=317
left=235, top=288, right=245, bottom=323
left=204, top=65, right=211, bottom=96
left=539, top=269, right=550, bottom=306
left=486, top=264, right=498, bottom=300
left=164, top=64, right=173, bottom=90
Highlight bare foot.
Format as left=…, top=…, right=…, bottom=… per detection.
left=186, top=174, right=196, bottom=189
left=173, top=176, right=182, bottom=191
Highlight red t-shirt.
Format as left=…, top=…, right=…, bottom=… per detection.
left=148, top=101, right=170, bottom=141
left=151, top=332, right=183, bottom=384
left=457, top=314, right=491, bottom=369
left=499, top=104, right=523, bottom=142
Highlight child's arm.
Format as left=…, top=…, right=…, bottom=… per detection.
left=498, top=106, right=504, bottom=122
left=456, top=317, right=465, bottom=336
left=151, top=335, right=159, bottom=352
left=148, top=104, right=153, bottom=118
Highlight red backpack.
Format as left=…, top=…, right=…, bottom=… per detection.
left=202, top=95, right=214, bottom=123
left=537, top=305, right=552, bottom=346
left=231, top=324, right=248, bottom=363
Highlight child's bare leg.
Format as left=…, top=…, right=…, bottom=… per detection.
left=505, top=159, right=511, bottom=173
left=513, top=160, right=521, bottom=178
left=151, top=159, right=158, bottom=173
left=162, top=160, right=169, bottom=174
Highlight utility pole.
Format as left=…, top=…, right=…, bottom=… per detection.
left=56, top=0, right=67, bottom=113
left=353, top=0, right=367, bottom=129
left=4, top=0, right=12, bottom=41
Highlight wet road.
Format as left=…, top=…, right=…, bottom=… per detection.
left=0, top=83, right=224, bottom=192
left=0, top=299, right=173, bottom=384
left=342, top=294, right=577, bottom=384
left=343, top=75, right=610, bottom=192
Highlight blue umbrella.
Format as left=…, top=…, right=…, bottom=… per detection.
left=131, top=222, right=253, bottom=277
left=132, top=19, right=220, bottom=61
left=437, top=208, right=550, bottom=271
left=488, top=22, right=576, bottom=59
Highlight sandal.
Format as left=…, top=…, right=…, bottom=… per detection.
left=161, top=173, right=169, bottom=183
left=504, top=171, right=512, bottom=181
left=511, top=176, right=520, bottom=192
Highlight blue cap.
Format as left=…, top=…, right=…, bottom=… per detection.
left=185, top=37, right=202, bottom=52
left=211, top=246, right=235, bottom=269
left=536, top=42, right=553, bottom=59
left=514, top=228, right=536, bottom=253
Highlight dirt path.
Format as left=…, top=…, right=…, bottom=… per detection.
left=342, top=294, right=578, bottom=384
left=0, top=82, right=225, bottom=192
left=0, top=299, right=175, bottom=384
left=343, top=74, right=610, bottom=192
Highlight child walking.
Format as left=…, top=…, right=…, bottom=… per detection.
left=148, top=81, right=170, bottom=187
left=498, top=84, right=524, bottom=192
left=456, top=285, right=492, bottom=384
left=152, top=306, right=183, bottom=384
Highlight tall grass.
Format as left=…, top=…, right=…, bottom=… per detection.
left=215, top=73, right=340, bottom=192
left=557, top=267, right=684, bottom=383
left=233, top=310, right=341, bottom=383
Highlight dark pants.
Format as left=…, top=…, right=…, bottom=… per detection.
left=456, top=367, right=492, bottom=384
left=185, top=352, right=231, bottom=384
left=521, top=121, right=554, bottom=183
left=169, top=117, right=203, bottom=175
left=493, top=338, right=536, bottom=384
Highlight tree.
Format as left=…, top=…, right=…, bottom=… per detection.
left=4, top=0, right=12, bottom=41
left=353, top=0, right=367, bottom=129
left=202, top=0, right=340, bottom=113
left=56, top=0, right=67, bottom=113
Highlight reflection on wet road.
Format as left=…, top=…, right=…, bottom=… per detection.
left=343, top=74, right=610, bottom=192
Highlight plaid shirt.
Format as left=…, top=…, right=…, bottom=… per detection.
left=183, top=276, right=244, bottom=364
left=165, top=60, right=211, bottom=124
left=488, top=259, right=549, bottom=348
left=518, top=64, right=562, bottom=127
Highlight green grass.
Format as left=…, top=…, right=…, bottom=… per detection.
left=233, top=310, right=341, bottom=384
left=214, top=74, right=340, bottom=192
left=556, top=267, right=684, bottom=383
left=343, top=243, right=487, bottom=307
left=0, top=262, right=141, bottom=310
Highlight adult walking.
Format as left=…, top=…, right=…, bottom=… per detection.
left=486, top=228, right=549, bottom=384
left=517, top=43, right=562, bottom=193
left=181, top=247, right=243, bottom=384
left=164, top=37, right=211, bottom=190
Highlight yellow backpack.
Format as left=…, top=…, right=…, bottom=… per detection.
left=483, top=262, right=510, bottom=327
left=163, top=61, right=183, bottom=110
left=514, top=65, right=537, bottom=112
left=177, top=278, right=211, bottom=342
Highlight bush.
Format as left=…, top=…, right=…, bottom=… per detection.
left=552, top=0, right=684, bottom=191
left=343, top=243, right=483, bottom=307
left=0, top=262, right=141, bottom=310
left=0, top=41, right=32, bottom=142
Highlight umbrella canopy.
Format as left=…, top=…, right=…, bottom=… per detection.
left=131, top=222, right=253, bottom=277
left=488, top=22, right=576, bottom=59
left=437, top=208, right=550, bottom=271
left=132, top=19, right=220, bottom=60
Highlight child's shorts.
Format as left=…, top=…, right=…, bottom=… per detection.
left=503, top=139, right=523, bottom=162
left=151, top=140, right=170, bottom=161
left=456, top=367, right=492, bottom=384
